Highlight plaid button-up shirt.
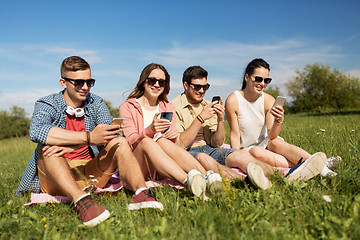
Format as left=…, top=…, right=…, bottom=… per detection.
left=16, top=91, right=112, bottom=195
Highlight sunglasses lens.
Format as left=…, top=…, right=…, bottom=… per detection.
left=254, top=77, right=263, bottom=82
left=264, top=78, right=272, bottom=84
left=147, top=78, right=156, bottom=86
left=158, top=80, right=166, bottom=87
left=74, top=80, right=85, bottom=88
left=87, top=79, right=95, bottom=87
left=194, top=85, right=202, bottom=91
left=203, top=84, right=210, bottom=91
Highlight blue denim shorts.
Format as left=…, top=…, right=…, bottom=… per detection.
left=187, top=145, right=236, bottom=165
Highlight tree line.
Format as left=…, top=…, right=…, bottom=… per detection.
left=1, top=63, right=359, bottom=139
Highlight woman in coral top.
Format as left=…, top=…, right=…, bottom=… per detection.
left=119, top=63, right=223, bottom=199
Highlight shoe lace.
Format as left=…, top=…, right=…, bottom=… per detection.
left=144, top=188, right=157, bottom=199
left=75, top=196, right=95, bottom=213
left=286, top=157, right=304, bottom=177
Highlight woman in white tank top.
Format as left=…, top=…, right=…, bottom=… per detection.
left=225, top=58, right=327, bottom=169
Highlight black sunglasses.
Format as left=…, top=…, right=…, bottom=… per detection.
left=146, top=77, right=166, bottom=87
left=62, top=77, right=96, bottom=88
left=188, top=82, right=210, bottom=91
left=251, top=76, right=272, bottom=84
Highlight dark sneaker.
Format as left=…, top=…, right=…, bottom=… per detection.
left=75, top=195, right=110, bottom=227
left=246, top=162, right=272, bottom=190
left=204, top=170, right=224, bottom=196
left=286, top=152, right=327, bottom=184
left=128, top=189, right=164, bottom=211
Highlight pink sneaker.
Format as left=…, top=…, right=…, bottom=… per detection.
left=75, top=195, right=110, bottom=227
left=128, top=189, right=164, bottom=211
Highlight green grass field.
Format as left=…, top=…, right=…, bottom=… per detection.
left=1, top=112, right=359, bottom=239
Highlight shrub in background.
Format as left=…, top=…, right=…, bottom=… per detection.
left=0, top=106, right=30, bottom=139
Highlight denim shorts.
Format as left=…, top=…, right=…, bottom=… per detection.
left=187, top=145, right=236, bottom=165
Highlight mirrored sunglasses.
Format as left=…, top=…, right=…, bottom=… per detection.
left=252, top=76, right=272, bottom=84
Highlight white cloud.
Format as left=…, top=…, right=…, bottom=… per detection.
left=0, top=88, right=58, bottom=116
left=1, top=38, right=358, bottom=114
left=347, top=69, right=360, bottom=78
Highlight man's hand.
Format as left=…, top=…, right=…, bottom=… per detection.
left=150, top=113, right=171, bottom=133
left=42, top=145, right=78, bottom=157
left=212, top=98, right=225, bottom=121
left=90, top=124, right=121, bottom=146
left=199, top=102, right=216, bottom=120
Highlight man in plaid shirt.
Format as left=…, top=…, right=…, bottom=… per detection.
left=16, top=56, right=163, bottom=227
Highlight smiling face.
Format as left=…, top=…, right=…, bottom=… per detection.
left=143, top=68, right=166, bottom=101
left=184, top=77, right=208, bottom=104
left=60, top=68, right=92, bottom=107
left=244, top=67, right=270, bottom=94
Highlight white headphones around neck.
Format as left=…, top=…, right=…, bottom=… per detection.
left=66, top=106, right=85, bottom=118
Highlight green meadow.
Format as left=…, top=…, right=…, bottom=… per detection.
left=0, top=112, right=359, bottom=239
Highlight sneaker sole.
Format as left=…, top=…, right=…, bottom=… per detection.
left=83, top=209, right=111, bottom=227
left=189, top=174, right=207, bottom=198
left=287, top=152, right=327, bottom=184
left=246, top=163, right=272, bottom=190
left=128, top=201, right=164, bottom=211
left=208, top=181, right=224, bottom=196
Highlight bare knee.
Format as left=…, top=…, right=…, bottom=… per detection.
left=248, top=147, right=267, bottom=160
left=267, top=138, right=285, bottom=151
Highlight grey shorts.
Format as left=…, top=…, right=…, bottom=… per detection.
left=187, top=145, right=236, bottom=165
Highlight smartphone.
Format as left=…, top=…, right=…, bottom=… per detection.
left=111, top=118, right=124, bottom=126
left=272, top=96, right=286, bottom=109
left=160, top=112, right=173, bottom=132
left=212, top=96, right=221, bottom=104
left=160, top=112, right=173, bottom=121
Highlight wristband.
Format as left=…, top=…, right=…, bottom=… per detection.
left=86, top=131, right=91, bottom=145
left=197, top=115, right=205, bottom=123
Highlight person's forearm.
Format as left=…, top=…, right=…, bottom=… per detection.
left=268, top=121, right=282, bottom=139
left=211, top=120, right=225, bottom=147
left=46, top=127, right=87, bottom=146
left=179, top=118, right=203, bottom=148
left=229, top=131, right=240, bottom=149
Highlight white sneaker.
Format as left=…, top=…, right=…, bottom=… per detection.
left=286, top=152, right=327, bottom=184
left=187, top=169, right=207, bottom=199
left=320, top=166, right=337, bottom=177
left=246, top=163, right=272, bottom=190
left=326, top=156, right=342, bottom=169
left=204, top=170, right=224, bottom=196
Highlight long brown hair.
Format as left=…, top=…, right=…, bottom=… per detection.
left=127, top=63, right=171, bottom=102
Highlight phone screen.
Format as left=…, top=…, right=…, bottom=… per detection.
left=160, top=112, right=173, bottom=132
left=160, top=112, right=173, bottom=121
left=212, top=96, right=221, bottom=104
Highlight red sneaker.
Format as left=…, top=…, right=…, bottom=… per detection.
left=128, top=189, right=164, bottom=211
left=75, top=195, right=110, bottom=227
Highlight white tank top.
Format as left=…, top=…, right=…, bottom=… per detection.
left=234, top=91, right=268, bottom=150
left=136, top=99, right=160, bottom=128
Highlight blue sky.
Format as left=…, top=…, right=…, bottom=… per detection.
left=1, top=0, right=359, bottom=115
